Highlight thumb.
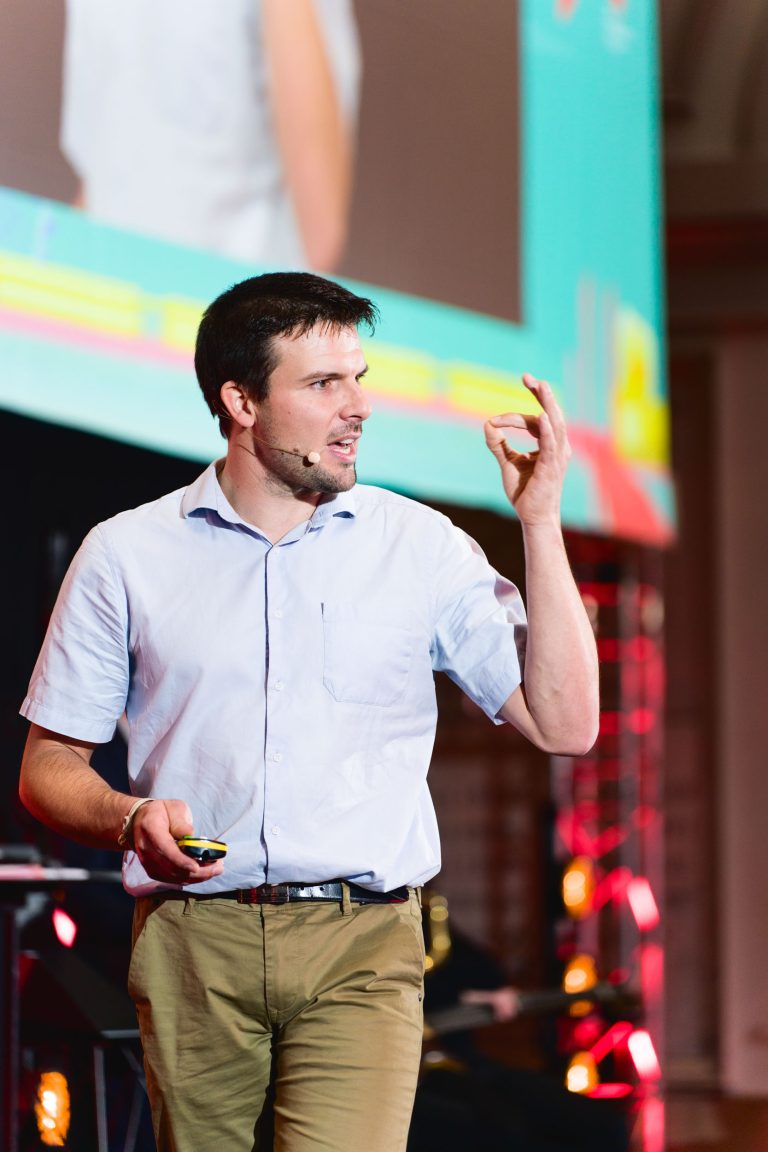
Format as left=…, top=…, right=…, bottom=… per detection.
left=484, top=419, right=522, bottom=471
left=483, top=420, right=510, bottom=464
left=163, top=799, right=194, bottom=838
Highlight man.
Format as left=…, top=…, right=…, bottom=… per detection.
left=19, top=272, right=598, bottom=1152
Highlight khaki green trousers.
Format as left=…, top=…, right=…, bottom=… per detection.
left=128, top=888, right=425, bottom=1152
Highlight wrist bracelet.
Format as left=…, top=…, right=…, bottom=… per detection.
left=118, top=797, right=154, bottom=850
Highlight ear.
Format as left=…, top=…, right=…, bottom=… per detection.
left=219, top=380, right=257, bottom=429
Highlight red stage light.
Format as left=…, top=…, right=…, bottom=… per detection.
left=641, top=1094, right=666, bottom=1152
left=640, top=942, right=664, bottom=1001
left=589, top=1083, right=634, bottom=1099
left=572, top=1015, right=605, bottom=1049
left=627, top=876, right=660, bottom=931
left=624, top=636, right=655, bottom=661
left=590, top=866, right=632, bottom=911
left=578, top=582, right=619, bottom=606
left=52, top=908, right=77, bottom=948
left=599, top=711, right=621, bottom=735
left=628, top=1029, right=662, bottom=1081
left=590, top=1021, right=633, bottom=1064
left=597, top=638, right=621, bottom=661
left=627, top=707, right=656, bottom=734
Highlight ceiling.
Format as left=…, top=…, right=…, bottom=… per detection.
left=661, top=0, right=768, bottom=219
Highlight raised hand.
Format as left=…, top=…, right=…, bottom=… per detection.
left=483, top=373, right=571, bottom=526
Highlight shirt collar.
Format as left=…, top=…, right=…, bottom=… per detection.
left=181, top=462, right=357, bottom=527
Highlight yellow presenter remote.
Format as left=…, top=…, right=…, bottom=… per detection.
left=176, top=836, right=228, bottom=863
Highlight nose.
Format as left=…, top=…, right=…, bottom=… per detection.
left=339, top=378, right=372, bottom=423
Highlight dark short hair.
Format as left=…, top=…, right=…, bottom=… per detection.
left=195, top=272, right=378, bottom=435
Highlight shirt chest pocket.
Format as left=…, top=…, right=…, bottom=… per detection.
left=321, top=604, right=418, bottom=707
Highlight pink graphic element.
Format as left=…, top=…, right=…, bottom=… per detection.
left=569, top=425, right=672, bottom=545
left=0, top=305, right=190, bottom=369
left=556, top=0, right=627, bottom=18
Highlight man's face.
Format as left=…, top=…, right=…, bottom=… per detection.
left=250, top=323, right=371, bottom=495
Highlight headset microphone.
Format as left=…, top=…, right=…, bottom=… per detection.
left=250, top=434, right=322, bottom=465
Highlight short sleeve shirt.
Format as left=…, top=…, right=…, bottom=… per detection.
left=21, top=466, right=526, bottom=895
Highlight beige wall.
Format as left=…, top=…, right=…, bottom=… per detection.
left=666, top=246, right=768, bottom=1093
left=716, top=336, right=768, bottom=1094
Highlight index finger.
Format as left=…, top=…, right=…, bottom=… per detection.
left=487, top=412, right=542, bottom=436
left=522, top=374, right=567, bottom=439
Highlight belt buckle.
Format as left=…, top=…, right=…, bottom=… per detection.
left=236, top=885, right=283, bottom=905
left=260, top=883, right=288, bottom=905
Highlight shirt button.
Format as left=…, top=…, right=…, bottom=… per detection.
left=274, top=609, right=284, bottom=619
left=271, top=825, right=281, bottom=836
left=272, top=752, right=283, bottom=763
left=274, top=680, right=284, bottom=691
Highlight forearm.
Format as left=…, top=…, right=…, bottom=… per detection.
left=506, top=519, right=599, bottom=754
left=262, top=0, right=353, bottom=270
left=19, top=731, right=133, bottom=850
left=20, top=726, right=223, bottom=884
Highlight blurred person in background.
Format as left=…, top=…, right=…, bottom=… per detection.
left=61, top=0, right=360, bottom=270
left=411, top=907, right=630, bottom=1152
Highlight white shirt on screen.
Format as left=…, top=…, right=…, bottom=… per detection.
left=60, top=0, right=361, bottom=265
left=21, top=465, right=526, bottom=896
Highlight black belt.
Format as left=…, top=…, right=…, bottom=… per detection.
left=161, top=881, right=410, bottom=906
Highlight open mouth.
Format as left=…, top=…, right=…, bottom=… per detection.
left=327, top=436, right=359, bottom=460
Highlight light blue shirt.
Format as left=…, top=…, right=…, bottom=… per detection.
left=21, top=464, right=526, bottom=895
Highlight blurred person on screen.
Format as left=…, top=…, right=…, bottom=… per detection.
left=61, top=0, right=359, bottom=271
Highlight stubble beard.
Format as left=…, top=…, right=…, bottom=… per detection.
left=253, top=431, right=357, bottom=496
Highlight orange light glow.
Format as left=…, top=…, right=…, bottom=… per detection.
left=563, top=953, right=598, bottom=994
left=562, top=856, right=596, bottom=919
left=565, top=1051, right=599, bottom=1094
left=563, top=953, right=599, bottom=1015
left=35, top=1071, right=71, bottom=1147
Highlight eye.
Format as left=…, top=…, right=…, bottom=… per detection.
left=310, top=378, right=331, bottom=390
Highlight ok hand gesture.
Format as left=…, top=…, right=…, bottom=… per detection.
left=483, top=373, right=571, bottom=527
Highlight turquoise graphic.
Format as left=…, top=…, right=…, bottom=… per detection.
left=0, top=0, right=671, bottom=543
